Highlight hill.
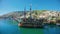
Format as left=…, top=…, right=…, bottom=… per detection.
left=0, top=10, right=60, bottom=19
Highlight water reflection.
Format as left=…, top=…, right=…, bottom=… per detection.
left=19, top=25, right=60, bottom=34
left=44, top=25, right=60, bottom=34
left=18, top=27, right=44, bottom=34
left=0, top=19, right=20, bottom=34
left=0, top=19, right=60, bottom=34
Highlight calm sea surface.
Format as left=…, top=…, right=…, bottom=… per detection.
left=0, top=19, right=60, bottom=34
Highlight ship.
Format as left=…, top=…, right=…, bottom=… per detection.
left=18, top=18, right=44, bottom=28
left=18, top=5, right=44, bottom=28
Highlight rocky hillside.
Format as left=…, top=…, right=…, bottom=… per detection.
left=0, top=10, right=60, bottom=19
left=0, top=11, right=24, bottom=18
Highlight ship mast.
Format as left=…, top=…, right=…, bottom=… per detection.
left=24, top=6, right=26, bottom=21
left=30, top=4, right=32, bottom=19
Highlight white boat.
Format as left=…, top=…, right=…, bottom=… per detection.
left=56, top=23, right=60, bottom=26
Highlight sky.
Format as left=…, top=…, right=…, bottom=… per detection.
left=0, top=0, right=60, bottom=15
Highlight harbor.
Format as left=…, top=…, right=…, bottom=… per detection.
left=0, top=5, right=60, bottom=34
left=0, top=0, right=60, bottom=34
left=0, top=19, right=60, bottom=34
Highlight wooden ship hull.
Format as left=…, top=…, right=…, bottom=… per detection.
left=18, top=23, right=44, bottom=28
